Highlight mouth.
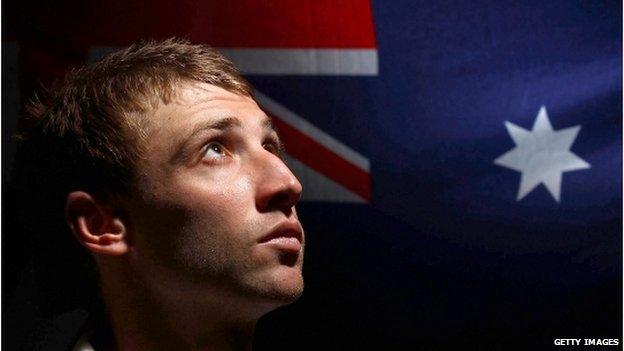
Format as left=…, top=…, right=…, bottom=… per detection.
left=258, top=221, right=303, bottom=253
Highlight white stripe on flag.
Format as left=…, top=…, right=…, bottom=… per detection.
left=89, top=47, right=378, bottom=76
left=285, top=155, right=366, bottom=203
left=218, top=49, right=378, bottom=76
left=255, top=90, right=370, bottom=172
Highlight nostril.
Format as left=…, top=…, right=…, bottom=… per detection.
left=266, top=191, right=297, bottom=215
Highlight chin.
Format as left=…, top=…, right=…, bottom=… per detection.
left=272, top=265, right=305, bottom=300
left=276, top=275, right=304, bottom=304
left=250, top=265, right=304, bottom=308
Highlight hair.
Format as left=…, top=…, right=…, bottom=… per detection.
left=18, top=37, right=252, bottom=198
left=12, top=38, right=253, bottom=315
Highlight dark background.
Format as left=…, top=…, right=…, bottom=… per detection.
left=3, top=0, right=622, bottom=350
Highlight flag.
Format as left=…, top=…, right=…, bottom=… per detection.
left=3, top=0, right=621, bottom=349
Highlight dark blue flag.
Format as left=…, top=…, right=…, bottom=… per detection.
left=3, top=0, right=621, bottom=349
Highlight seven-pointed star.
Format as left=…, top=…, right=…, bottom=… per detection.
left=494, top=106, right=590, bottom=202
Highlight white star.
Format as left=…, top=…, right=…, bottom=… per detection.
left=494, top=106, right=590, bottom=202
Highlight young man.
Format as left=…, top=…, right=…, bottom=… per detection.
left=17, top=38, right=304, bottom=350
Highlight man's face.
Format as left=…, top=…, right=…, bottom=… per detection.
left=126, top=82, right=304, bottom=313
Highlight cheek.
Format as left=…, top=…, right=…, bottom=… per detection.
left=183, top=173, right=256, bottom=227
left=181, top=176, right=258, bottom=257
left=132, top=173, right=258, bottom=279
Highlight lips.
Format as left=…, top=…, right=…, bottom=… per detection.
left=258, top=221, right=303, bottom=252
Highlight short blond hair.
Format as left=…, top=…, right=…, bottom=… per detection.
left=18, top=38, right=252, bottom=199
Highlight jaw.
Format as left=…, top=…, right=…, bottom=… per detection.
left=238, top=261, right=304, bottom=307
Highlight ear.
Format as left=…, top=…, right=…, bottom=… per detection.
left=66, top=191, right=129, bottom=256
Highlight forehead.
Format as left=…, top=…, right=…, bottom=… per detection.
left=141, top=81, right=275, bottom=143
left=151, top=82, right=262, bottom=125
left=138, top=82, right=274, bottom=162
left=175, top=81, right=252, bottom=106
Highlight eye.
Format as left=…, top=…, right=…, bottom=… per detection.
left=263, top=141, right=278, bottom=154
left=263, top=139, right=285, bottom=159
left=202, top=142, right=228, bottom=161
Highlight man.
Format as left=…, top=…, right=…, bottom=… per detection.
left=16, top=38, right=304, bottom=350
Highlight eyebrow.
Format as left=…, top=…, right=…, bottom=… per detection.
left=186, top=116, right=275, bottom=140
left=171, top=115, right=277, bottom=164
left=262, top=117, right=276, bottom=133
left=186, top=116, right=242, bottom=140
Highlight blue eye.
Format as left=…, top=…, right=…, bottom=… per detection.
left=203, top=142, right=227, bottom=160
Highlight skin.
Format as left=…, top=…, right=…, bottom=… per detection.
left=66, top=82, right=304, bottom=351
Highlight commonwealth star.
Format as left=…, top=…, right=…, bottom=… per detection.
left=494, top=106, right=590, bottom=202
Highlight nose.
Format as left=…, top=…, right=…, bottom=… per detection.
left=254, top=152, right=303, bottom=214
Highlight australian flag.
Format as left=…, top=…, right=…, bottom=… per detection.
left=3, top=0, right=621, bottom=349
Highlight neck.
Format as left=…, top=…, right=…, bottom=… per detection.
left=97, top=260, right=259, bottom=351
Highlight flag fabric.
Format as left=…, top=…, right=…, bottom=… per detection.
left=3, top=0, right=621, bottom=349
